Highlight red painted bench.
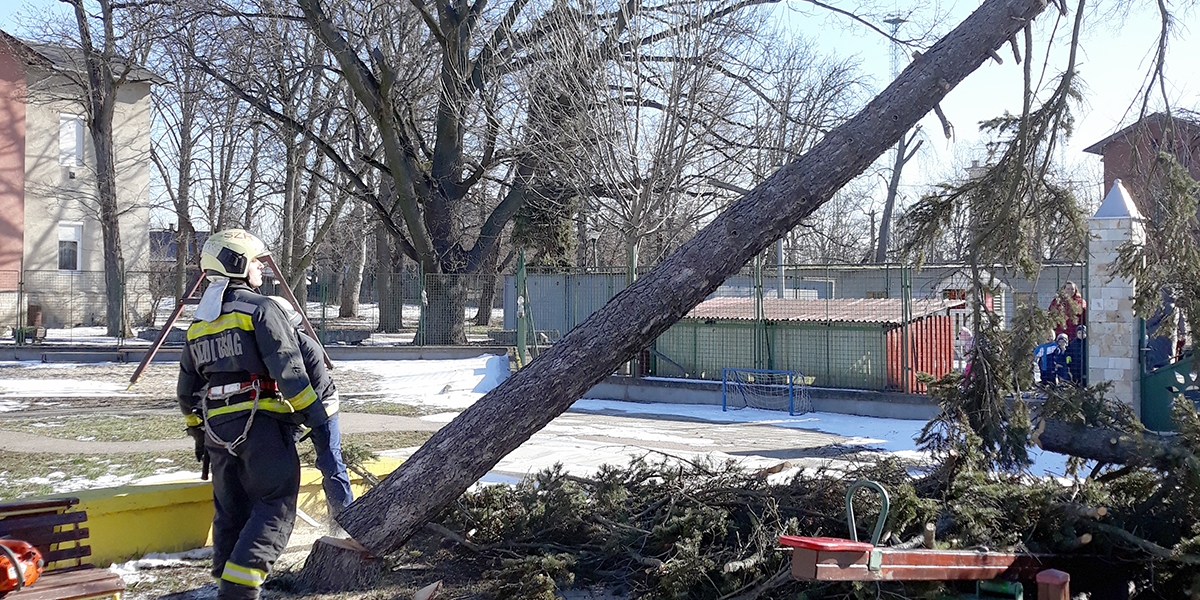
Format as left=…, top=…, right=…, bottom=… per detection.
left=0, top=498, right=125, bottom=600
left=778, top=536, right=1070, bottom=595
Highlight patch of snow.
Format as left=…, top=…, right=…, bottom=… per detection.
left=109, top=547, right=213, bottom=584
left=0, top=378, right=136, bottom=398
left=336, top=354, right=509, bottom=410
left=0, top=361, right=80, bottom=370
left=0, top=399, right=29, bottom=412
left=569, top=399, right=1073, bottom=478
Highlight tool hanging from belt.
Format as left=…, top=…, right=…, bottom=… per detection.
left=202, top=375, right=278, bottom=457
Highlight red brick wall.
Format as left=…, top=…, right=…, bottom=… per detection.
left=1099, top=119, right=1200, bottom=220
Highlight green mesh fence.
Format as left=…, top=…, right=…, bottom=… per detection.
left=0, top=261, right=1087, bottom=381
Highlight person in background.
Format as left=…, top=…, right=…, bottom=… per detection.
left=1049, top=281, right=1086, bottom=339
left=1042, top=333, right=1071, bottom=386
left=958, top=326, right=975, bottom=376
left=267, top=297, right=354, bottom=525
left=1034, top=333, right=1058, bottom=385
left=1066, top=325, right=1087, bottom=385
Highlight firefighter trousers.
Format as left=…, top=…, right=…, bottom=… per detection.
left=206, top=413, right=300, bottom=599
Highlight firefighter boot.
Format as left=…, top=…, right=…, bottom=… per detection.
left=217, top=579, right=260, bottom=600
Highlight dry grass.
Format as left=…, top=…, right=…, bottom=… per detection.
left=0, top=414, right=185, bottom=442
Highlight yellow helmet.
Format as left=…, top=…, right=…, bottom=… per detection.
left=200, top=229, right=270, bottom=278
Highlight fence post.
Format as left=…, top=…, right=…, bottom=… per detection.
left=515, top=250, right=528, bottom=367
left=16, top=264, right=24, bottom=346
left=119, top=258, right=126, bottom=347
left=901, top=265, right=913, bottom=393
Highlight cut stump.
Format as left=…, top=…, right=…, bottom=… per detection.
left=294, top=536, right=385, bottom=593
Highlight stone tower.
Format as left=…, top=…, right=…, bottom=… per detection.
left=1087, top=179, right=1144, bottom=416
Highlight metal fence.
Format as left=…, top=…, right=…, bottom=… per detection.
left=0, top=261, right=1085, bottom=394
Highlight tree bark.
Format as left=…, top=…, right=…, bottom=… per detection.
left=874, top=129, right=921, bottom=263
left=294, top=537, right=385, bottom=592
left=340, top=203, right=368, bottom=318
left=374, top=220, right=402, bottom=333
left=473, top=246, right=500, bottom=327
left=70, top=0, right=127, bottom=337
left=1035, top=418, right=1188, bottom=471
left=332, top=0, right=1052, bottom=556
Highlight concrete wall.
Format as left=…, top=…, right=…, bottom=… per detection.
left=0, top=46, right=25, bottom=282
left=584, top=376, right=939, bottom=420
left=18, top=69, right=153, bottom=326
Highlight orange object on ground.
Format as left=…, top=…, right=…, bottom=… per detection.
left=0, top=539, right=44, bottom=594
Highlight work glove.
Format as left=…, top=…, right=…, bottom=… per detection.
left=187, top=425, right=206, bottom=463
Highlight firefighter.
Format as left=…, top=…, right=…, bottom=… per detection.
left=177, top=229, right=327, bottom=600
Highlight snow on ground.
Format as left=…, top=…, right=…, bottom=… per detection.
left=570, top=399, right=1073, bottom=478
left=0, top=354, right=1073, bottom=483
left=109, top=547, right=213, bottom=584
left=335, top=354, right=510, bottom=410
left=0, top=376, right=136, bottom=398
left=0, top=399, right=29, bottom=412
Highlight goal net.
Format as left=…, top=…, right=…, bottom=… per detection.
left=721, top=368, right=813, bottom=415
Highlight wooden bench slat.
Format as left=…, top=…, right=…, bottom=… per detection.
left=0, top=510, right=88, bottom=533
left=6, top=569, right=125, bottom=600
left=44, top=544, right=92, bottom=564
left=2, top=530, right=89, bottom=554
left=0, top=499, right=79, bottom=514
left=27, top=527, right=91, bottom=547
left=789, top=546, right=1028, bottom=581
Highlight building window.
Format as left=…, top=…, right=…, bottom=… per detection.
left=58, top=223, right=82, bottom=270
left=866, top=291, right=888, bottom=299
left=59, top=114, right=84, bottom=167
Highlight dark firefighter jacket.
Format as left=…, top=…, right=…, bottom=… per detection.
left=177, top=281, right=326, bottom=429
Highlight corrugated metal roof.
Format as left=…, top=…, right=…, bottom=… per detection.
left=685, top=297, right=966, bottom=325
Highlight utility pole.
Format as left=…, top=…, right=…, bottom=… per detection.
left=875, top=15, right=922, bottom=264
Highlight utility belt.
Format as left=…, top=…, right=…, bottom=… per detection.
left=200, top=376, right=303, bottom=456
left=206, top=377, right=279, bottom=405
left=203, top=376, right=301, bottom=418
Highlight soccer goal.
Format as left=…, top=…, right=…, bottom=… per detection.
left=721, top=368, right=813, bottom=415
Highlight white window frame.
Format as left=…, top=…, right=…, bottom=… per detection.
left=58, top=222, right=83, bottom=271
left=59, top=114, right=84, bottom=167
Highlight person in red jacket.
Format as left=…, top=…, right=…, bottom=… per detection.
left=1049, top=281, right=1086, bottom=339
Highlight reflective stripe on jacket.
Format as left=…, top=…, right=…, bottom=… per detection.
left=177, top=282, right=327, bottom=428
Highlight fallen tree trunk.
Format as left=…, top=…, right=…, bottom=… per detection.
left=1035, top=418, right=1191, bottom=470
left=334, top=0, right=1053, bottom=557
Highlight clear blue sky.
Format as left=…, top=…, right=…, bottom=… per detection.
left=783, top=1, right=1200, bottom=202
left=3, top=0, right=1196, bottom=203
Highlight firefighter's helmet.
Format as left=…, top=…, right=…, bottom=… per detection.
left=200, top=229, right=270, bottom=279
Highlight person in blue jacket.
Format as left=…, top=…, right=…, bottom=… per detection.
left=268, top=296, right=354, bottom=523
